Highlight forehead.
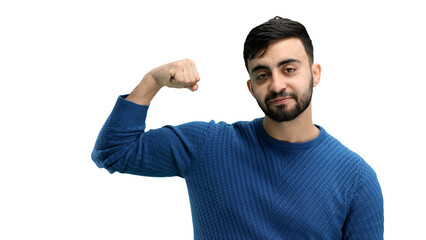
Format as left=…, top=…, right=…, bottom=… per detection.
left=248, top=37, right=309, bottom=71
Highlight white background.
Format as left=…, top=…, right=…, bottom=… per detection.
left=1, top=0, right=425, bottom=239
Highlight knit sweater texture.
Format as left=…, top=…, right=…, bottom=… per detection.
left=92, top=96, right=384, bottom=239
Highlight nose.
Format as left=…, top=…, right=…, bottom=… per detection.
left=268, top=71, right=287, bottom=93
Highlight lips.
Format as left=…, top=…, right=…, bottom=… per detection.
left=270, top=97, right=292, bottom=105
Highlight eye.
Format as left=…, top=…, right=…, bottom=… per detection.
left=256, top=73, right=269, bottom=81
left=284, top=67, right=296, bottom=74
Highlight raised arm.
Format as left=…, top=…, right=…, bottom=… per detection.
left=92, top=59, right=211, bottom=177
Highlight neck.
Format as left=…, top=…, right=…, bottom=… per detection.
left=262, top=104, right=320, bottom=143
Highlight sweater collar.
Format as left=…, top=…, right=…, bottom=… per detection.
left=253, top=118, right=328, bottom=150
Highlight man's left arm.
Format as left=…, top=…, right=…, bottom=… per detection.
left=342, top=161, right=384, bottom=239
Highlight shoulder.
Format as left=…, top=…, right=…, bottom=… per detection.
left=320, top=127, right=381, bottom=196
left=176, top=118, right=258, bottom=132
left=161, top=118, right=258, bottom=139
left=354, top=158, right=380, bottom=194
left=324, top=133, right=378, bottom=183
left=320, top=128, right=365, bottom=166
left=317, top=127, right=372, bottom=184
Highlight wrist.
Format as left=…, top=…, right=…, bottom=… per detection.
left=126, top=73, right=162, bottom=105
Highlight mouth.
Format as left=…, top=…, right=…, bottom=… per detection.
left=269, top=97, right=292, bottom=105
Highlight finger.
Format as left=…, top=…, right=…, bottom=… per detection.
left=182, top=62, right=193, bottom=84
left=190, top=61, right=200, bottom=83
left=171, top=62, right=186, bottom=86
left=186, top=60, right=198, bottom=81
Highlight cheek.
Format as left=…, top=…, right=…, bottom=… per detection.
left=252, top=86, right=266, bottom=100
left=294, top=74, right=313, bottom=90
left=249, top=82, right=260, bottom=97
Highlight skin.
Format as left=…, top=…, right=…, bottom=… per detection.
left=126, top=58, right=200, bottom=105
left=246, top=37, right=321, bottom=143
left=126, top=37, right=321, bottom=143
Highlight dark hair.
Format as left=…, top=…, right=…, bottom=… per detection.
left=243, top=16, right=314, bottom=70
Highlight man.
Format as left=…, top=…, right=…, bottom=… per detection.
left=92, top=17, right=384, bottom=239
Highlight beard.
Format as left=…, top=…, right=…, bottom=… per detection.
left=254, top=76, right=313, bottom=122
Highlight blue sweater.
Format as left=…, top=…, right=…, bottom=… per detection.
left=92, top=96, right=384, bottom=239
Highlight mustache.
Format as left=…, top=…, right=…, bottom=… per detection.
left=265, top=91, right=298, bottom=103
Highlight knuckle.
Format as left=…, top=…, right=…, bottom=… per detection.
left=182, top=58, right=193, bottom=65
left=174, top=61, right=183, bottom=69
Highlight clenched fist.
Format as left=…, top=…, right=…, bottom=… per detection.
left=126, top=59, right=200, bottom=105
left=150, top=59, right=200, bottom=91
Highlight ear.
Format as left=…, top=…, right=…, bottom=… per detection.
left=247, top=80, right=255, bottom=97
left=312, top=63, right=321, bottom=87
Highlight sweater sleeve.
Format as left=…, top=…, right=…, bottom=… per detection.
left=91, top=95, right=213, bottom=178
left=342, top=160, right=384, bottom=239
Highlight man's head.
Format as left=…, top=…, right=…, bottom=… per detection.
left=244, top=17, right=320, bottom=123
left=244, top=17, right=314, bottom=70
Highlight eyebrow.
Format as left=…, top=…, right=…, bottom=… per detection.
left=251, top=58, right=302, bottom=75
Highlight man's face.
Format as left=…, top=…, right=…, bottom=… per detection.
left=247, top=37, right=320, bottom=122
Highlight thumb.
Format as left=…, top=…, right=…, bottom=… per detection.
left=188, top=83, right=199, bottom=92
